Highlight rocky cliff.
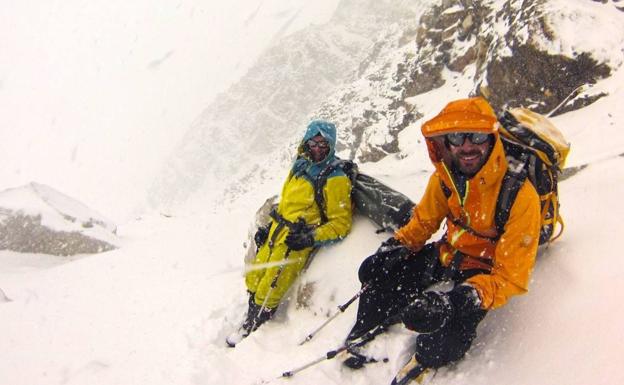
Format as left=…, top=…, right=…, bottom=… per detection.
left=316, top=0, right=618, bottom=162
left=152, top=0, right=623, bottom=206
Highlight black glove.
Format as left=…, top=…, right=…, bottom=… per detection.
left=254, top=224, right=271, bottom=248
left=447, top=284, right=482, bottom=315
left=377, top=236, right=402, bottom=253
left=401, top=291, right=454, bottom=333
left=377, top=236, right=413, bottom=258
left=285, top=230, right=315, bottom=251
left=400, top=285, right=481, bottom=333
left=358, top=237, right=411, bottom=283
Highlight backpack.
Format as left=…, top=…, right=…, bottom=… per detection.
left=314, top=158, right=414, bottom=232
left=496, top=107, right=570, bottom=244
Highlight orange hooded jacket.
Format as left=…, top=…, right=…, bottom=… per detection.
left=395, top=97, right=541, bottom=310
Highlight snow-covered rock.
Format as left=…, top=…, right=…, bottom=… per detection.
left=0, top=183, right=118, bottom=256
left=316, top=0, right=623, bottom=163
left=150, top=0, right=427, bottom=208
left=150, top=0, right=624, bottom=212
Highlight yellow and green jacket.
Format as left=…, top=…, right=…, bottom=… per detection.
left=245, top=120, right=352, bottom=308
left=275, top=119, right=353, bottom=245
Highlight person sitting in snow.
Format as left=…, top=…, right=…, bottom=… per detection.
left=341, top=97, right=541, bottom=384
left=227, top=120, right=353, bottom=347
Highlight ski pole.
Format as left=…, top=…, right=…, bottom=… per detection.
left=282, top=315, right=399, bottom=378
left=282, top=344, right=351, bottom=378
left=546, top=83, right=590, bottom=117
left=297, top=246, right=410, bottom=345
left=254, top=218, right=307, bottom=330
left=254, top=247, right=293, bottom=331
left=298, top=282, right=371, bottom=345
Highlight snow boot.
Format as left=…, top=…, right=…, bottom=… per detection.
left=341, top=322, right=390, bottom=369
left=390, top=356, right=428, bottom=385
left=226, top=295, right=276, bottom=347
left=342, top=346, right=378, bottom=369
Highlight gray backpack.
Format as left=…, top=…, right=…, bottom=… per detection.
left=314, top=158, right=414, bottom=232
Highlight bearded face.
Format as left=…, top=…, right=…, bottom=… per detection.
left=445, top=133, right=494, bottom=177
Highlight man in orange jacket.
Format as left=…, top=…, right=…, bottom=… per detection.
left=342, top=97, right=541, bottom=384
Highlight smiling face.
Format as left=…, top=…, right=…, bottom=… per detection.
left=306, top=134, right=330, bottom=163
left=446, top=133, right=494, bottom=177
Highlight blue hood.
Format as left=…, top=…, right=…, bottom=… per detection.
left=292, top=120, right=337, bottom=178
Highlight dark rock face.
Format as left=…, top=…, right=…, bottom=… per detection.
left=593, top=0, right=624, bottom=12
left=152, top=0, right=620, bottom=206
left=0, top=183, right=118, bottom=256
left=0, top=214, right=116, bottom=256
left=485, top=47, right=610, bottom=115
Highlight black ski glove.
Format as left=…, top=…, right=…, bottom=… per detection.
left=358, top=237, right=412, bottom=283
left=401, top=285, right=481, bottom=333
left=377, top=236, right=413, bottom=259
left=401, top=291, right=454, bottom=333
left=447, top=284, right=482, bottom=315
left=254, top=224, right=271, bottom=248
left=285, top=229, right=315, bottom=251
left=377, top=236, right=402, bottom=253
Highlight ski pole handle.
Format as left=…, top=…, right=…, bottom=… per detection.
left=338, top=282, right=370, bottom=311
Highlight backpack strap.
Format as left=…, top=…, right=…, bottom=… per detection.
left=445, top=215, right=499, bottom=242
left=494, top=153, right=530, bottom=235
left=440, top=179, right=452, bottom=198
left=314, top=159, right=342, bottom=224
left=313, top=158, right=357, bottom=225
left=268, top=209, right=307, bottom=247
left=441, top=250, right=465, bottom=281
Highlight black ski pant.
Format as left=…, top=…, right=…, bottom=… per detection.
left=347, top=243, right=487, bottom=369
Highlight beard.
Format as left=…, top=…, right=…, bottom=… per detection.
left=450, top=149, right=489, bottom=178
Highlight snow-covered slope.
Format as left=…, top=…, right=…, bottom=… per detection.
left=187, top=62, right=624, bottom=385
left=1, top=1, right=623, bottom=385
left=4, top=73, right=621, bottom=384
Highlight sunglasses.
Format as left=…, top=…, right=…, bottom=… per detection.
left=306, top=139, right=329, bottom=149
left=445, top=132, right=491, bottom=146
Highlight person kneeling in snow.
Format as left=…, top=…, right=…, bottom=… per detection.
left=342, top=97, right=541, bottom=384
left=226, top=120, right=353, bottom=347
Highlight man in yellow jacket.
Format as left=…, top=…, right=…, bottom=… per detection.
left=227, top=120, right=353, bottom=347
left=342, top=97, right=541, bottom=383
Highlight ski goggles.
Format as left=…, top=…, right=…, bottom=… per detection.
left=445, top=132, right=491, bottom=146
left=306, top=139, right=329, bottom=149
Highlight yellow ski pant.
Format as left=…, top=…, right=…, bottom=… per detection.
left=245, top=241, right=312, bottom=309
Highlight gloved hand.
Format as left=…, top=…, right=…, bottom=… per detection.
left=254, top=224, right=271, bottom=248
left=401, top=291, right=453, bottom=333
left=400, top=285, right=481, bottom=333
left=377, top=236, right=413, bottom=259
left=285, top=229, right=315, bottom=251
left=358, top=237, right=411, bottom=283
left=447, top=284, right=482, bottom=315
left=377, top=236, right=403, bottom=253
